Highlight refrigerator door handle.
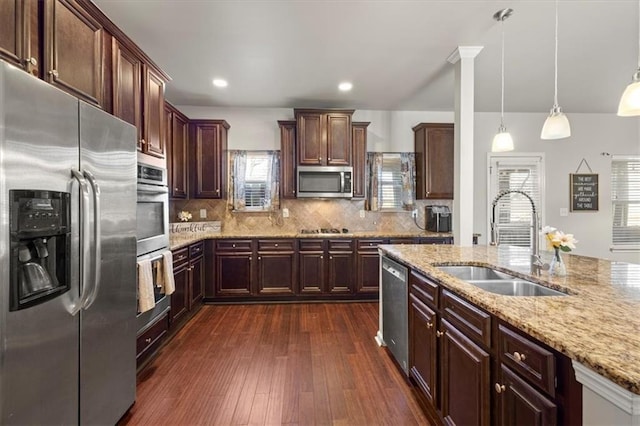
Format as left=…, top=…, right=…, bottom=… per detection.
left=83, top=170, right=101, bottom=310
left=70, top=169, right=90, bottom=316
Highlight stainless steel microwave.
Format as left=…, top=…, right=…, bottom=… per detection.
left=297, top=166, right=353, bottom=198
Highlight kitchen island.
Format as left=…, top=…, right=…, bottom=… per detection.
left=378, top=243, right=640, bottom=425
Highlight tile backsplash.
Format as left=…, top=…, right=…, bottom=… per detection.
left=171, top=198, right=453, bottom=234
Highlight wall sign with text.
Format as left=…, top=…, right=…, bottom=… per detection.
left=570, top=173, right=598, bottom=211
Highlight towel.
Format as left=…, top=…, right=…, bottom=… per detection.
left=157, top=250, right=176, bottom=296
left=137, top=258, right=156, bottom=313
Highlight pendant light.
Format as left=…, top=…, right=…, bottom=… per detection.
left=618, top=0, right=640, bottom=116
left=492, top=8, right=514, bottom=152
left=541, top=0, right=571, bottom=139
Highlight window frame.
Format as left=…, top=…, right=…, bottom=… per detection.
left=486, top=153, right=545, bottom=250
left=611, top=155, right=640, bottom=251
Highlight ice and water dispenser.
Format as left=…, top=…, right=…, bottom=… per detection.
left=9, top=190, right=71, bottom=311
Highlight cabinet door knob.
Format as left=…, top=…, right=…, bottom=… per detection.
left=426, top=322, right=433, bottom=329
left=495, top=383, right=506, bottom=394
left=48, top=69, right=59, bottom=78
left=145, top=337, right=152, bottom=344
left=436, top=330, right=445, bottom=338
left=274, top=244, right=278, bottom=247
left=513, top=352, right=526, bottom=362
left=320, top=255, right=323, bottom=259
left=319, top=157, right=322, bottom=161
left=24, top=57, right=37, bottom=66
left=328, top=157, right=331, bottom=161
left=175, top=187, right=179, bottom=191
left=232, top=244, right=236, bottom=248
left=329, top=256, right=333, bottom=259
left=258, top=256, right=261, bottom=260
left=140, top=139, right=146, bottom=145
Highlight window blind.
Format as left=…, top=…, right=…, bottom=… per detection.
left=380, top=154, right=403, bottom=210
left=489, top=156, right=543, bottom=247
left=244, top=153, right=270, bottom=209
left=612, top=156, right=640, bottom=248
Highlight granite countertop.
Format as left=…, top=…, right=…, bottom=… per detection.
left=378, top=243, right=640, bottom=395
left=169, top=230, right=453, bottom=251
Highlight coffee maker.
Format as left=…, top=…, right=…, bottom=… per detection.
left=10, top=190, right=70, bottom=311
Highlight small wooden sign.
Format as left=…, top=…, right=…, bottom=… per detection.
left=570, top=173, right=599, bottom=211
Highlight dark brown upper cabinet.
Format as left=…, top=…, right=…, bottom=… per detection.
left=413, top=123, right=454, bottom=200
left=0, top=0, right=38, bottom=74
left=44, top=0, right=103, bottom=107
left=278, top=120, right=296, bottom=199
left=351, top=121, right=369, bottom=198
left=112, top=36, right=167, bottom=158
left=190, top=120, right=229, bottom=199
left=166, top=102, right=189, bottom=199
left=295, top=108, right=354, bottom=166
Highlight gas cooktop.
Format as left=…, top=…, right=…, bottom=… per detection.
left=300, top=228, right=349, bottom=234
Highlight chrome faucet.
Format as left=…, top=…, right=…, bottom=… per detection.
left=490, top=190, right=549, bottom=275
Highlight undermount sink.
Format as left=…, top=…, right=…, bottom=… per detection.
left=435, top=265, right=568, bottom=297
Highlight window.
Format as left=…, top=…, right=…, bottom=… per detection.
left=230, top=150, right=279, bottom=211
left=380, top=154, right=403, bottom=209
left=488, top=154, right=544, bottom=248
left=367, top=152, right=415, bottom=211
left=611, top=156, right=640, bottom=249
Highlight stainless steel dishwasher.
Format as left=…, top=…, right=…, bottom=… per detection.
left=381, top=255, right=409, bottom=375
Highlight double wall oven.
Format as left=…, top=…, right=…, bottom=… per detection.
left=136, top=162, right=171, bottom=333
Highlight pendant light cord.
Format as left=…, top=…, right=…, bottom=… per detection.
left=554, top=0, right=559, bottom=106
left=637, top=0, right=640, bottom=69
left=500, top=17, right=505, bottom=127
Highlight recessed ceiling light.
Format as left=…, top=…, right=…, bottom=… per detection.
left=212, top=78, right=228, bottom=88
left=338, top=82, right=353, bottom=92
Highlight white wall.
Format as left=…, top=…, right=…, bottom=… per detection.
left=474, top=112, right=640, bottom=263
left=176, top=105, right=453, bottom=152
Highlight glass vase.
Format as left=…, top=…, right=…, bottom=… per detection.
left=549, top=247, right=566, bottom=277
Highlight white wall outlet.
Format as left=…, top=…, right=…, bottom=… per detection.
left=412, top=209, right=418, bottom=218
left=282, top=208, right=289, bottom=218
left=560, top=207, right=569, bottom=217
left=359, top=209, right=366, bottom=218
left=199, top=209, right=207, bottom=219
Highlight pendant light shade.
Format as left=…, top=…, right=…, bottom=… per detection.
left=541, top=0, right=570, bottom=139
left=492, top=125, right=514, bottom=152
left=492, top=8, right=514, bottom=152
left=618, top=0, right=640, bottom=116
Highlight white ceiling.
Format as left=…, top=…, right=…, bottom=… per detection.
left=93, top=0, right=639, bottom=114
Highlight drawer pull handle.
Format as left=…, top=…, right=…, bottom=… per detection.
left=436, top=330, right=445, bottom=338
left=145, top=337, right=152, bottom=344
left=514, top=352, right=526, bottom=362
left=495, top=383, right=506, bottom=394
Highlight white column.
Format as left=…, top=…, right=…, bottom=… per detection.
left=447, top=46, right=483, bottom=246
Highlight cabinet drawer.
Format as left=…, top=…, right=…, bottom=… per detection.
left=216, top=240, right=252, bottom=251
left=136, top=313, right=169, bottom=360
left=409, top=270, right=439, bottom=309
left=328, top=239, right=354, bottom=251
left=258, top=239, right=295, bottom=251
left=299, top=239, right=324, bottom=251
left=388, top=238, right=416, bottom=244
left=357, top=239, right=386, bottom=250
left=441, top=290, right=491, bottom=348
left=172, top=247, right=189, bottom=267
left=498, top=323, right=556, bottom=397
left=419, top=237, right=453, bottom=245
left=189, top=241, right=204, bottom=258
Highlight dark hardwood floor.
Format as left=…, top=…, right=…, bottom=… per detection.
left=120, top=303, right=431, bottom=425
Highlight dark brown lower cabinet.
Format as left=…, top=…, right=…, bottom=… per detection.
left=256, top=239, right=296, bottom=295
left=298, top=240, right=325, bottom=294
left=327, top=251, right=353, bottom=294
left=216, top=253, right=253, bottom=297
left=356, top=239, right=385, bottom=294
left=171, top=242, right=205, bottom=328
left=409, top=293, right=438, bottom=405
left=170, top=247, right=189, bottom=325
left=497, top=364, right=557, bottom=426
left=440, top=318, right=491, bottom=426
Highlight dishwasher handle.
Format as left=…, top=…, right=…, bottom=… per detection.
left=382, top=262, right=406, bottom=282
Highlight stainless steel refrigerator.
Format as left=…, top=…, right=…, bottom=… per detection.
left=0, top=60, right=137, bottom=424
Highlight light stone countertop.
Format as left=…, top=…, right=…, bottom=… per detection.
left=378, top=243, right=640, bottom=395
left=169, top=230, right=453, bottom=251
